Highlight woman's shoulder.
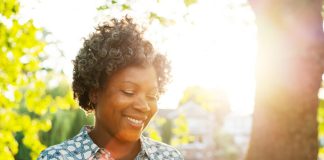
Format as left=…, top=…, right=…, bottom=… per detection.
left=38, top=139, right=89, bottom=159
left=141, top=136, right=184, bottom=160
left=38, top=138, right=97, bottom=160
left=37, top=128, right=98, bottom=160
left=37, top=142, right=68, bottom=160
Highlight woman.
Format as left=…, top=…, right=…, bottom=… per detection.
left=38, top=17, right=183, bottom=160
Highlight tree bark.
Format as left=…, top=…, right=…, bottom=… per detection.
left=246, top=0, right=324, bottom=160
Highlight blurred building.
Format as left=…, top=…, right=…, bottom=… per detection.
left=222, top=112, right=253, bottom=158
left=158, top=101, right=217, bottom=160
left=158, top=100, right=252, bottom=160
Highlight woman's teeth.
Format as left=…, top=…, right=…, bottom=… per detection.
left=127, top=117, right=143, bottom=124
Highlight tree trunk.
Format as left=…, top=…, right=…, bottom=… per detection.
left=246, top=0, right=324, bottom=160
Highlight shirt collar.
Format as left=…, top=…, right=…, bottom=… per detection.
left=74, top=125, right=100, bottom=158
left=75, top=125, right=153, bottom=159
left=140, top=135, right=163, bottom=160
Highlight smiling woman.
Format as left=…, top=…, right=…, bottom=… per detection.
left=37, top=17, right=183, bottom=160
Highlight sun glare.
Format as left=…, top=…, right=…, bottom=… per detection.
left=21, top=0, right=257, bottom=114
left=148, top=0, right=257, bottom=114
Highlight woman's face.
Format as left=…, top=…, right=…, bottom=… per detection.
left=94, top=65, right=158, bottom=142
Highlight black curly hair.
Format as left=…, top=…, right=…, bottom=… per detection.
left=72, top=17, right=171, bottom=112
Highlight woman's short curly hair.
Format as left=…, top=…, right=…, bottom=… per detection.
left=72, top=17, right=171, bottom=112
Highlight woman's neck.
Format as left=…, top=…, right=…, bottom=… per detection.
left=88, top=125, right=141, bottom=160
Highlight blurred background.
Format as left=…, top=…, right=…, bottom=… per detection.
left=0, top=0, right=324, bottom=159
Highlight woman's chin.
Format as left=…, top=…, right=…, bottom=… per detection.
left=116, top=131, right=142, bottom=143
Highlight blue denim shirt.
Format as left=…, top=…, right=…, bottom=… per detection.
left=38, top=126, right=183, bottom=160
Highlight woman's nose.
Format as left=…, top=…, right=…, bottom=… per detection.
left=133, top=96, right=151, bottom=112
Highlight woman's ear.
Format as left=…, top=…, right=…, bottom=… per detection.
left=89, top=89, right=98, bottom=104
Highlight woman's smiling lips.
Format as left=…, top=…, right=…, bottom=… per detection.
left=125, top=116, right=147, bottom=128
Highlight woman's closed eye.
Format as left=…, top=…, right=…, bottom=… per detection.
left=121, top=90, right=134, bottom=96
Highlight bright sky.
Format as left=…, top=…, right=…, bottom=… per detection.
left=20, top=0, right=257, bottom=114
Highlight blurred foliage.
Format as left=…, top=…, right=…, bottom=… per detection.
left=318, top=97, right=324, bottom=158
left=0, top=0, right=19, bottom=18
left=318, top=77, right=324, bottom=159
left=160, top=118, right=173, bottom=144
left=146, top=85, right=239, bottom=158
left=0, top=0, right=76, bottom=159
left=97, top=0, right=130, bottom=11
left=179, top=86, right=230, bottom=125
left=148, top=12, right=175, bottom=26
left=178, top=86, right=240, bottom=159
left=39, top=79, right=93, bottom=147
left=170, top=114, right=195, bottom=146
left=318, top=100, right=324, bottom=136
left=179, top=86, right=219, bottom=110
left=95, top=0, right=192, bottom=26
left=145, top=114, right=194, bottom=146
left=39, top=109, right=94, bottom=147
left=145, top=117, right=165, bottom=142
left=184, top=0, right=197, bottom=7
left=213, top=130, right=240, bottom=160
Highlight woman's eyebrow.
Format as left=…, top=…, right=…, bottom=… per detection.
left=121, top=81, right=137, bottom=86
left=121, top=81, right=158, bottom=90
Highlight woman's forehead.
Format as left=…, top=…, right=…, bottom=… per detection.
left=107, top=65, right=158, bottom=87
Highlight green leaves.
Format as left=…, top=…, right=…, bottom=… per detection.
left=318, top=99, right=324, bottom=135
left=0, top=0, right=77, bottom=159
left=171, top=114, right=195, bottom=146
left=0, top=0, right=19, bottom=18
left=96, top=1, right=130, bottom=11
left=97, top=5, right=109, bottom=11
left=121, top=4, right=130, bottom=10
left=184, top=0, right=198, bottom=7
left=149, top=12, right=175, bottom=26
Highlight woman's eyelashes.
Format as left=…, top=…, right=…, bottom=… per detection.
left=121, top=90, right=134, bottom=96
left=121, top=89, right=158, bottom=101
